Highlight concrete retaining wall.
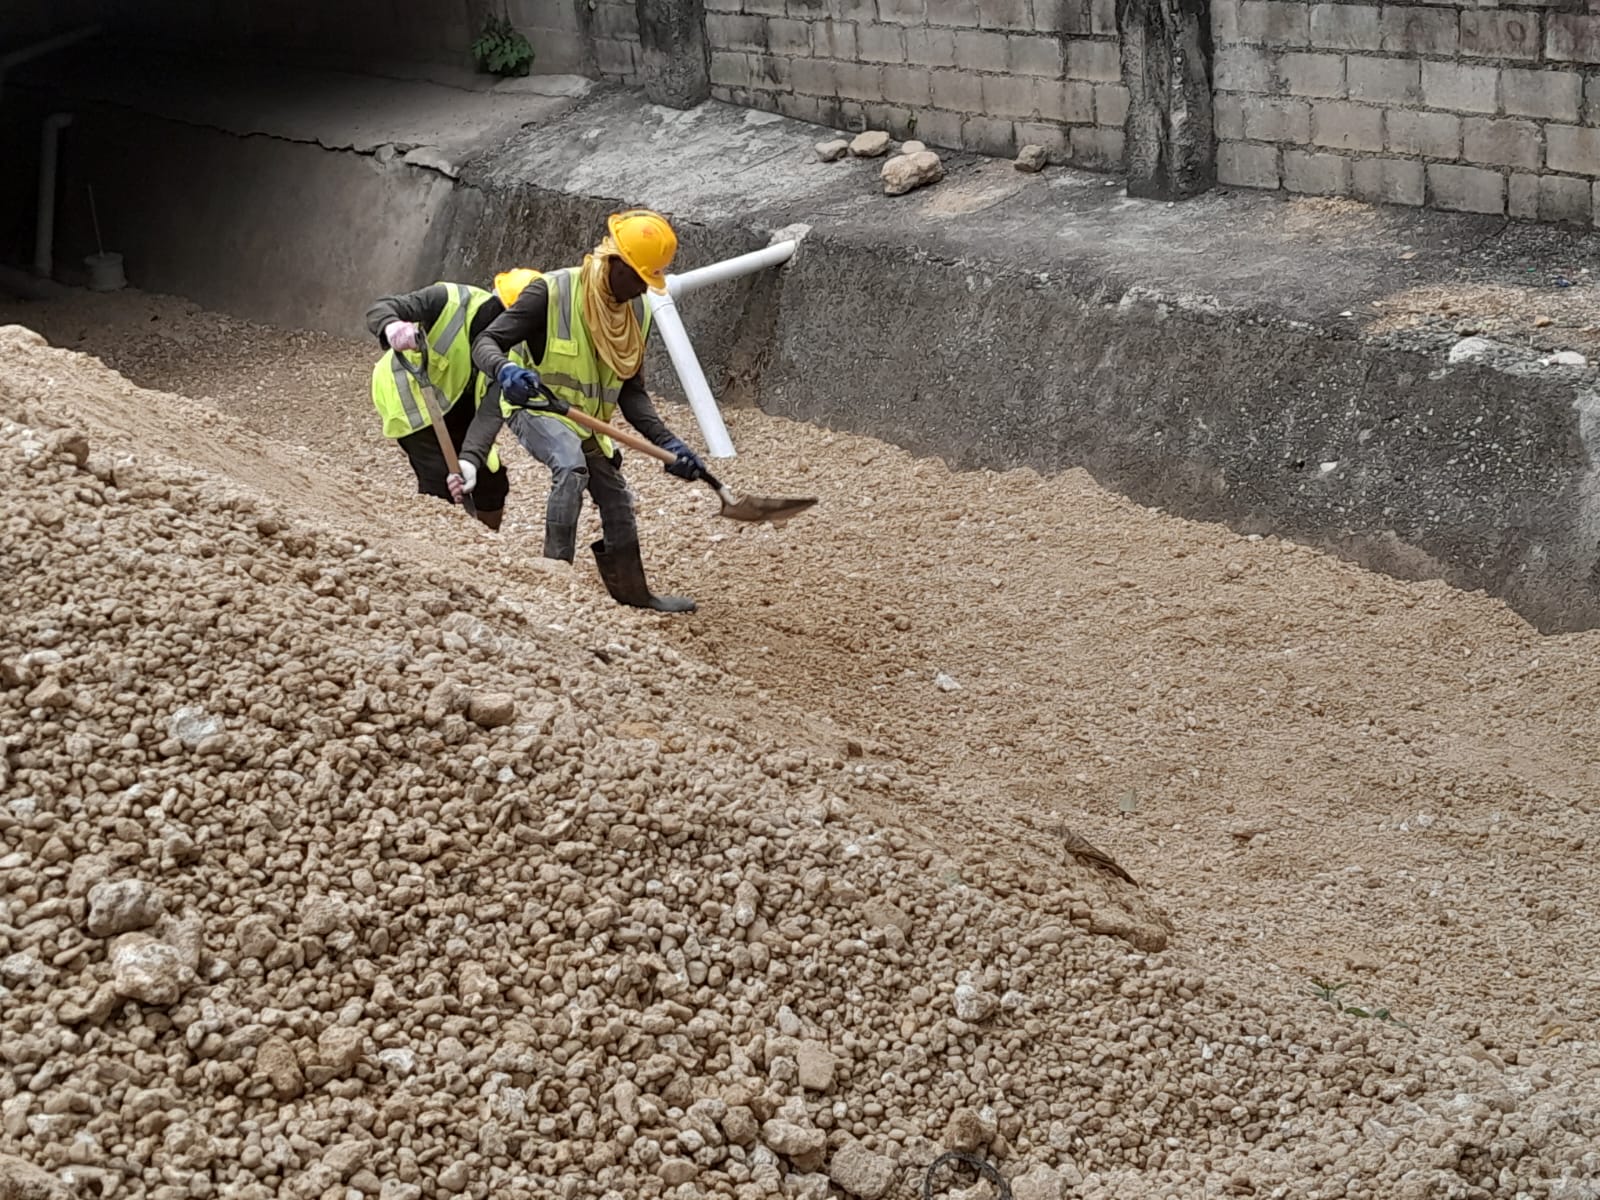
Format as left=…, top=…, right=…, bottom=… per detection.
left=701, top=0, right=1126, bottom=162
left=1213, top=0, right=1600, bottom=224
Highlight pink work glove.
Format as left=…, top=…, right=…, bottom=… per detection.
left=385, top=321, right=420, bottom=352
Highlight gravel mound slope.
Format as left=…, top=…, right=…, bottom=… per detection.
left=2, top=324, right=1598, bottom=1200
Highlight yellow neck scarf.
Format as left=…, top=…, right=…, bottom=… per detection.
left=580, top=236, right=645, bottom=380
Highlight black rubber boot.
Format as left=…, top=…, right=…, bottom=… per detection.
left=591, top=539, right=696, bottom=613
left=542, top=522, right=577, bottom=562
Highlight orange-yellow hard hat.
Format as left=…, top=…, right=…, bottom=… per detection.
left=494, top=268, right=541, bottom=308
left=607, top=209, right=677, bottom=291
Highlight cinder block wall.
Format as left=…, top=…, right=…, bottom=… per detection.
left=1213, top=0, right=1600, bottom=225
left=507, top=0, right=645, bottom=80
left=701, top=0, right=1127, bottom=165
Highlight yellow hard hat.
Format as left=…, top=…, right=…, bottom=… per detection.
left=607, top=209, right=677, bottom=291
left=494, top=268, right=541, bottom=308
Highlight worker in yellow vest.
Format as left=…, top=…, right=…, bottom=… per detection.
left=365, top=282, right=527, bottom=531
left=453, top=210, right=704, bottom=613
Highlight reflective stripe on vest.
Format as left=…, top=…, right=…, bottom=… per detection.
left=372, top=284, right=484, bottom=440
left=503, top=267, right=650, bottom=456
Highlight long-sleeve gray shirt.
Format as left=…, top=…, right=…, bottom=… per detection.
left=461, top=278, right=674, bottom=470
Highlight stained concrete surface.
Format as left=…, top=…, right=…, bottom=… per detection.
left=6, top=65, right=1600, bottom=626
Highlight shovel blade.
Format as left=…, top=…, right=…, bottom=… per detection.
left=718, top=494, right=818, bottom=524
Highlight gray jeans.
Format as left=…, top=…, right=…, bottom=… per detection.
left=508, top=411, right=638, bottom=546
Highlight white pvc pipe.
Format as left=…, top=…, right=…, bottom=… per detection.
left=34, top=112, right=73, bottom=279
left=647, top=289, right=736, bottom=459
left=665, top=241, right=797, bottom=300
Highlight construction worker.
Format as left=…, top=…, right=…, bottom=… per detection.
left=452, top=209, right=705, bottom=613
left=365, top=282, right=529, bottom=531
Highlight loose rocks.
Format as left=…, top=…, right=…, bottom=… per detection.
left=466, top=691, right=516, bottom=728
left=883, top=150, right=945, bottom=196
left=815, top=139, right=849, bottom=162
left=85, top=879, right=165, bottom=937
left=828, top=1139, right=896, bottom=1199
left=1015, top=144, right=1049, bottom=172
left=109, top=937, right=189, bottom=1006
left=850, top=130, right=892, bottom=158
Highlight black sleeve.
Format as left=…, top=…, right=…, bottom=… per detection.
left=472, top=280, right=549, bottom=381
left=616, top=369, right=677, bottom=448
left=458, top=396, right=505, bottom=474
left=366, top=284, right=450, bottom=347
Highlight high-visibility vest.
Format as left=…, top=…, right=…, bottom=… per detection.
left=499, top=267, right=651, bottom=460
left=370, top=283, right=528, bottom=470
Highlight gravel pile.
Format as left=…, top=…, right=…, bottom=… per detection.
left=3, top=325, right=1599, bottom=1200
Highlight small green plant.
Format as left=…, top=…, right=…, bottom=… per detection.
left=1309, top=977, right=1415, bottom=1032
left=473, top=11, right=535, bottom=77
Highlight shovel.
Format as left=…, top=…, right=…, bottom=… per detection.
left=551, top=402, right=817, bottom=525
left=390, top=336, right=477, bottom=519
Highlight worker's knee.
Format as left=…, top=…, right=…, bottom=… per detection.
left=550, top=462, right=589, bottom=498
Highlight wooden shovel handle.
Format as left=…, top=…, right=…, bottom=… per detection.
left=558, top=404, right=678, bottom=466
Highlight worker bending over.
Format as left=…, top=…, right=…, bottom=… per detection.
left=452, top=209, right=705, bottom=613
left=366, top=282, right=529, bottom=530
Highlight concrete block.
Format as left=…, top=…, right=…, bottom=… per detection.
left=1502, top=68, right=1580, bottom=123
left=595, top=37, right=640, bottom=77
left=858, top=22, right=907, bottom=61
left=773, top=91, right=825, bottom=123
left=882, top=64, right=932, bottom=104
left=835, top=60, right=884, bottom=100
left=976, top=0, right=1032, bottom=30
left=961, top=114, right=1018, bottom=155
left=1215, top=94, right=1246, bottom=141
left=1067, top=38, right=1122, bottom=82
left=906, top=26, right=959, bottom=65
left=1421, top=62, right=1498, bottom=115
left=924, top=0, right=981, bottom=26
left=1276, top=51, right=1345, bottom=98
left=1380, top=7, right=1457, bottom=56
left=1243, top=96, right=1312, bottom=142
left=745, top=0, right=787, bottom=14
left=1548, top=125, right=1600, bottom=176
left=1217, top=45, right=1275, bottom=92
left=1508, top=173, right=1538, bottom=220
left=879, top=0, right=928, bottom=23
left=1310, top=100, right=1383, bottom=152
left=1238, top=1, right=1309, bottom=46
left=953, top=28, right=1009, bottom=71
left=790, top=55, right=836, bottom=94
left=812, top=19, right=858, bottom=58
left=706, top=13, right=767, bottom=50
left=1427, top=164, right=1505, bottom=214
left=1009, top=33, right=1065, bottom=76
left=789, top=0, right=831, bottom=14
left=1091, top=0, right=1115, bottom=35
left=1460, top=11, right=1540, bottom=61
left=767, top=16, right=813, bottom=54
left=1283, top=148, right=1351, bottom=195
left=983, top=74, right=1047, bottom=118
left=1351, top=157, right=1425, bottom=207
left=1588, top=76, right=1600, bottom=125
left=591, top=2, right=641, bottom=39
left=824, top=0, right=873, bottom=17
left=1070, top=125, right=1124, bottom=167
left=913, top=107, right=966, bottom=148
left=1346, top=56, right=1419, bottom=105
left=1547, top=14, right=1600, bottom=64
left=1309, top=3, right=1380, bottom=51
left=931, top=67, right=986, bottom=111
left=1016, top=121, right=1072, bottom=161
left=1043, top=80, right=1097, bottom=123
left=1539, top=174, right=1591, bottom=224
left=1218, top=140, right=1281, bottom=188
left=1385, top=109, right=1460, bottom=160
left=1462, top=118, right=1542, bottom=171
left=1035, top=0, right=1092, bottom=34
left=1096, top=83, right=1130, bottom=127
left=1212, top=0, right=1241, bottom=42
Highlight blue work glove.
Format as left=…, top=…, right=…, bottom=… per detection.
left=497, top=364, right=566, bottom=413
left=660, top=435, right=705, bottom=481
